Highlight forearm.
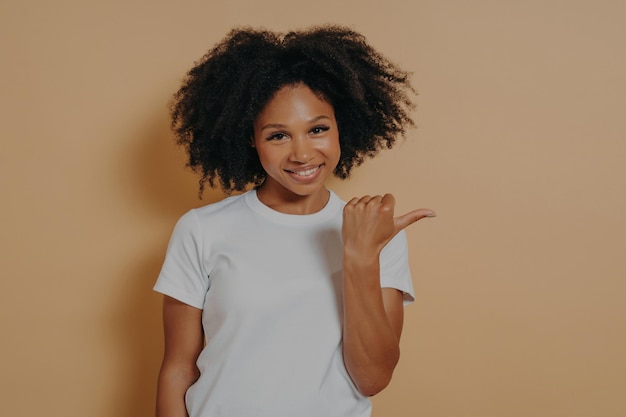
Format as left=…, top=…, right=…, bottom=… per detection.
left=342, top=255, right=401, bottom=396
left=156, top=361, right=200, bottom=417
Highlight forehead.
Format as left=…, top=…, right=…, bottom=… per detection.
left=255, top=84, right=335, bottom=126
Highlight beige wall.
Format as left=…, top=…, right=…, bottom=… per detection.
left=1, top=1, right=625, bottom=416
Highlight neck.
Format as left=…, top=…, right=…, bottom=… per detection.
left=256, top=186, right=330, bottom=215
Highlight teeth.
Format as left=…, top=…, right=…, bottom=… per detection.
left=293, top=166, right=319, bottom=176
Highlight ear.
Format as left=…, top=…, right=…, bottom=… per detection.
left=250, top=135, right=256, bottom=148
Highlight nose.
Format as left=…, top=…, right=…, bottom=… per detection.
left=289, top=136, right=313, bottom=163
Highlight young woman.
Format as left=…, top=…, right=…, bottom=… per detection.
left=154, top=25, right=435, bottom=417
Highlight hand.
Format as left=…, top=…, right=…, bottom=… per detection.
left=342, top=194, right=435, bottom=260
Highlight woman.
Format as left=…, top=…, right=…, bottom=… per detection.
left=154, top=25, right=435, bottom=417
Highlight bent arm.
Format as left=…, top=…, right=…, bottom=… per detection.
left=341, top=194, right=433, bottom=396
left=156, top=296, right=204, bottom=417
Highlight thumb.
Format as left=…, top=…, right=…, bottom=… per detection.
left=394, top=208, right=436, bottom=233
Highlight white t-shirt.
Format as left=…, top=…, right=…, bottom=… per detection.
left=154, top=189, right=414, bottom=417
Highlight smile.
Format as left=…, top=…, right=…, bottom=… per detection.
left=285, top=164, right=323, bottom=178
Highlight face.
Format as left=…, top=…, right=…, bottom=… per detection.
left=252, top=83, right=340, bottom=211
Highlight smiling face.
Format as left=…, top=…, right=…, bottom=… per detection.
left=252, top=83, right=341, bottom=214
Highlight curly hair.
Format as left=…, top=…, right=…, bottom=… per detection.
left=170, top=25, right=416, bottom=195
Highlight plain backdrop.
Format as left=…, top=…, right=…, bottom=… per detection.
left=1, top=1, right=625, bottom=416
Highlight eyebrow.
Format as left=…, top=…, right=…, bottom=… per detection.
left=259, top=115, right=331, bottom=131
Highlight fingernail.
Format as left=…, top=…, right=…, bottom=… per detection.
left=426, top=212, right=437, bottom=218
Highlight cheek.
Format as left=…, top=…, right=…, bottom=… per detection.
left=255, top=146, right=281, bottom=170
left=326, top=135, right=341, bottom=161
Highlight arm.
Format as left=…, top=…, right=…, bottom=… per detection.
left=341, top=194, right=434, bottom=396
left=156, top=296, right=204, bottom=417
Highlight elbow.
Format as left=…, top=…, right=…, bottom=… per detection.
left=352, top=356, right=398, bottom=397
left=345, top=345, right=400, bottom=396
left=354, top=371, right=393, bottom=397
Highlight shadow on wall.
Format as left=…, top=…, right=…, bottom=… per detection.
left=125, top=108, right=227, bottom=218
left=110, top=109, right=227, bottom=417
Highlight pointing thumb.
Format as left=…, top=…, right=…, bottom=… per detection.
left=394, top=208, right=436, bottom=232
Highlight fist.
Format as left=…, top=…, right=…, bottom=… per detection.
left=342, top=194, right=435, bottom=259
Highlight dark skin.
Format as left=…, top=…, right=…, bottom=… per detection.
left=156, top=297, right=203, bottom=417
left=341, top=194, right=434, bottom=394
left=155, top=85, right=435, bottom=416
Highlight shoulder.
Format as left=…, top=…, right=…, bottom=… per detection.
left=190, top=191, right=250, bottom=222
left=169, top=192, right=250, bottom=237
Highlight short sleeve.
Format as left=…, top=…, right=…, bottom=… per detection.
left=379, top=230, right=415, bottom=305
left=153, top=210, right=209, bottom=309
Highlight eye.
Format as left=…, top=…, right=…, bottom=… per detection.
left=310, top=125, right=330, bottom=135
left=266, top=132, right=287, bottom=141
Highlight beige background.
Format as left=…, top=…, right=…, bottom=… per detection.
left=1, top=1, right=625, bottom=416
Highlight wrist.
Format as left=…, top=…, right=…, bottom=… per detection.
left=343, top=252, right=378, bottom=269
left=343, top=243, right=381, bottom=263
left=343, top=251, right=380, bottom=279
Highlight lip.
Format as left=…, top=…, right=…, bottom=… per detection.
left=284, top=164, right=324, bottom=183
